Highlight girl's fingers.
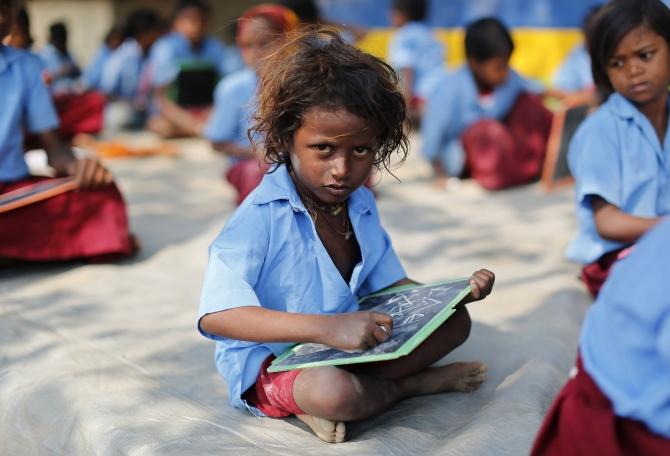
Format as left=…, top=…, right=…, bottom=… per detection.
left=372, top=324, right=390, bottom=343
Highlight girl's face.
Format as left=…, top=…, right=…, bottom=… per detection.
left=289, top=107, right=377, bottom=204
left=606, top=24, right=670, bottom=106
left=238, top=17, right=276, bottom=70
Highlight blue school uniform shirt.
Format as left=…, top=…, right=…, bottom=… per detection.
left=197, top=165, right=407, bottom=414
left=149, top=32, right=243, bottom=87
left=0, top=45, right=59, bottom=183
left=101, top=39, right=148, bottom=100
left=388, top=21, right=446, bottom=99
left=421, top=65, right=542, bottom=165
left=580, top=218, right=670, bottom=438
left=82, top=44, right=111, bottom=90
left=203, top=67, right=256, bottom=147
left=39, top=43, right=80, bottom=94
left=566, top=93, right=670, bottom=264
left=552, top=44, right=593, bottom=92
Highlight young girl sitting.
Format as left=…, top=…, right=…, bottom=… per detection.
left=566, top=0, right=670, bottom=298
left=197, top=27, right=495, bottom=444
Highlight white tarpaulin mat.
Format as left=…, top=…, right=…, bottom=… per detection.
left=0, top=136, right=590, bottom=455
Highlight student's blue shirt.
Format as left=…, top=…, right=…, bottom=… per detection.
left=204, top=67, right=256, bottom=147
left=566, top=93, right=670, bottom=264
left=149, top=32, right=243, bottom=87
left=101, top=39, right=148, bottom=100
left=421, top=65, right=541, bottom=160
left=39, top=43, right=80, bottom=94
left=0, top=46, right=59, bottom=183
left=388, top=21, right=446, bottom=99
left=197, top=165, right=407, bottom=414
left=581, top=218, right=670, bottom=438
left=552, top=44, right=593, bottom=92
left=82, top=44, right=111, bottom=90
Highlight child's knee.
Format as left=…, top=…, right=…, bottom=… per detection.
left=300, top=368, right=365, bottom=419
left=452, top=306, right=472, bottom=345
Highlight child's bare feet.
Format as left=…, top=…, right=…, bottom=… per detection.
left=406, top=362, right=488, bottom=395
left=296, top=414, right=346, bottom=443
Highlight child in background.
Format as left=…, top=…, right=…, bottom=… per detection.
left=551, top=5, right=601, bottom=106
left=197, top=28, right=494, bottom=443
left=101, top=9, right=164, bottom=133
left=39, top=22, right=81, bottom=94
left=204, top=4, right=298, bottom=205
left=2, top=5, right=32, bottom=50
left=0, top=0, right=135, bottom=263
left=82, top=25, right=123, bottom=92
left=148, top=0, right=243, bottom=138
left=421, top=17, right=553, bottom=190
left=565, top=0, right=669, bottom=298
left=388, top=0, right=446, bottom=124
left=532, top=217, right=670, bottom=455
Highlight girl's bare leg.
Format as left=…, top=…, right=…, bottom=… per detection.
left=292, top=307, right=487, bottom=443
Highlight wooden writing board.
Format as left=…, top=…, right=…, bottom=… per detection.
left=0, top=178, right=77, bottom=213
left=541, top=103, right=590, bottom=191
left=268, top=279, right=471, bottom=372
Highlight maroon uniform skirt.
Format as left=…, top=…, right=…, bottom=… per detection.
left=0, top=177, right=133, bottom=262
left=461, top=93, right=553, bottom=190
left=581, top=247, right=632, bottom=298
left=531, top=354, right=670, bottom=455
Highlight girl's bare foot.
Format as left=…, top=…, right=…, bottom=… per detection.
left=405, top=362, right=488, bottom=395
left=296, top=414, right=346, bottom=443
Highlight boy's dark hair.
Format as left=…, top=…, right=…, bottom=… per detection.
left=123, top=9, right=162, bottom=40
left=173, top=0, right=209, bottom=17
left=589, top=0, right=670, bottom=94
left=15, top=7, right=33, bottom=47
left=464, top=17, right=514, bottom=61
left=278, top=0, right=319, bottom=23
left=392, top=0, right=427, bottom=22
left=251, top=27, right=409, bottom=172
left=49, top=21, right=67, bottom=44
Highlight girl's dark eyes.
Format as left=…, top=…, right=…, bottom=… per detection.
left=640, top=51, right=654, bottom=60
left=608, top=59, right=624, bottom=69
left=311, top=144, right=332, bottom=153
left=352, top=146, right=372, bottom=156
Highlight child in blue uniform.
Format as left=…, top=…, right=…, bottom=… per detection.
left=39, top=22, right=80, bottom=95
left=197, top=28, right=495, bottom=443
left=388, top=0, right=446, bottom=123
left=82, top=25, right=123, bottom=92
left=566, top=0, right=670, bottom=298
left=0, top=0, right=134, bottom=262
left=421, top=18, right=553, bottom=190
left=204, top=4, right=298, bottom=204
left=147, top=0, right=242, bottom=138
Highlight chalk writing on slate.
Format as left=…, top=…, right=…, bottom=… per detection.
left=268, top=279, right=471, bottom=372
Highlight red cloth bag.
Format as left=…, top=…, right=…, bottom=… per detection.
left=54, top=91, right=106, bottom=138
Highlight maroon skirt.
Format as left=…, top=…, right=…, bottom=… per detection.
left=0, top=177, right=133, bottom=262
left=531, top=354, right=670, bottom=455
left=581, top=247, right=632, bottom=299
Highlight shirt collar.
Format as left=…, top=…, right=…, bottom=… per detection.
left=252, top=164, right=371, bottom=214
left=607, top=92, right=670, bottom=122
left=0, top=45, right=21, bottom=74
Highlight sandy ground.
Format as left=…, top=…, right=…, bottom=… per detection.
left=0, top=135, right=591, bottom=455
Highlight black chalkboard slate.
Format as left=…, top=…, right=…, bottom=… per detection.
left=268, top=279, right=471, bottom=372
left=542, top=103, right=590, bottom=191
left=170, top=61, right=219, bottom=107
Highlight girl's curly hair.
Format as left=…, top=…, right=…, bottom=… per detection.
left=249, top=26, right=409, bottom=173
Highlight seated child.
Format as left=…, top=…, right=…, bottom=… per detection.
left=197, top=27, right=495, bottom=444
left=39, top=21, right=81, bottom=95
left=565, top=0, right=669, bottom=298
left=532, top=217, right=670, bottom=455
left=0, top=0, right=135, bottom=262
left=421, top=17, right=553, bottom=190
left=101, top=9, right=164, bottom=133
left=2, top=5, right=33, bottom=50
left=147, top=0, right=243, bottom=138
left=388, top=0, right=446, bottom=123
left=82, top=25, right=123, bottom=92
left=204, top=4, right=298, bottom=204
left=552, top=5, right=601, bottom=106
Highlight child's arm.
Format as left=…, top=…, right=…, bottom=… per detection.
left=154, top=86, right=206, bottom=136
left=592, top=196, right=662, bottom=243
left=210, top=141, right=255, bottom=159
left=200, top=307, right=393, bottom=352
left=40, top=130, right=113, bottom=189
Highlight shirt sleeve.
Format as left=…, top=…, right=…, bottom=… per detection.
left=204, top=78, right=242, bottom=143
left=24, top=56, right=59, bottom=133
left=149, top=40, right=178, bottom=88
left=388, top=33, right=415, bottom=70
left=568, top=114, right=623, bottom=209
left=421, top=82, right=454, bottom=160
left=197, top=205, right=270, bottom=340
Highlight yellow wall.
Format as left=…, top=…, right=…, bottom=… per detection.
left=356, top=28, right=584, bottom=85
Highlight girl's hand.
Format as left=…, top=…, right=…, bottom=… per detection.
left=321, top=311, right=393, bottom=352
left=66, top=157, right=114, bottom=190
left=469, top=269, right=495, bottom=301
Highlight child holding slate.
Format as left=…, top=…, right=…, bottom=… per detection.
left=565, top=0, right=670, bottom=298
left=198, top=27, right=495, bottom=443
